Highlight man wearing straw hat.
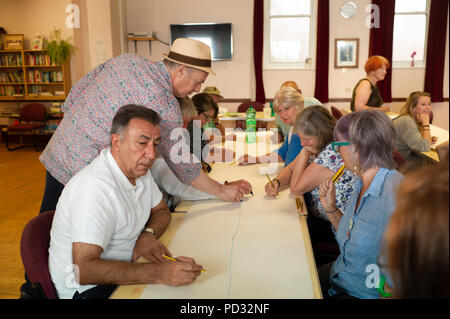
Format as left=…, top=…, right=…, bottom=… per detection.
left=38, top=38, right=252, bottom=214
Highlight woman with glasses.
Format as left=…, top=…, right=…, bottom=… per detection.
left=189, top=93, right=235, bottom=167
left=238, top=86, right=305, bottom=166
left=392, top=91, right=437, bottom=172
left=317, top=110, right=404, bottom=299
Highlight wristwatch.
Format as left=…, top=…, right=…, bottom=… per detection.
left=144, top=227, right=156, bottom=237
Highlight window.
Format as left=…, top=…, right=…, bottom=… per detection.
left=392, top=0, right=429, bottom=67
left=264, top=0, right=317, bottom=69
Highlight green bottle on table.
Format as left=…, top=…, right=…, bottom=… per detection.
left=245, top=105, right=257, bottom=143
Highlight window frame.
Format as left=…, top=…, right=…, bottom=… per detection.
left=392, top=0, right=430, bottom=69
left=263, top=0, right=317, bottom=70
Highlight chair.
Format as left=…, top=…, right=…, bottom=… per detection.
left=5, top=103, right=46, bottom=151
left=236, top=101, right=265, bottom=130
left=392, top=149, right=406, bottom=170
left=330, top=106, right=343, bottom=120
left=20, top=210, right=58, bottom=299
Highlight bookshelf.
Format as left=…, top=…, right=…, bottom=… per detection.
left=0, top=49, right=71, bottom=101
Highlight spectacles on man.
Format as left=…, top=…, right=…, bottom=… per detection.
left=331, top=141, right=351, bottom=152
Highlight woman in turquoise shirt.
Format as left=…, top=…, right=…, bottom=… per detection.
left=317, top=110, right=404, bottom=299
left=238, top=86, right=304, bottom=166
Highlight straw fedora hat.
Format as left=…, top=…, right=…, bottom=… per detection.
left=202, top=86, right=223, bottom=99
left=163, top=38, right=215, bottom=75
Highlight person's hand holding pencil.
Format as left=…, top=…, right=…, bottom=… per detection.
left=156, top=255, right=204, bottom=286
left=265, top=174, right=280, bottom=198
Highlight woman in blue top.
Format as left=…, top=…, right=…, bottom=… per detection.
left=317, top=110, right=404, bottom=299
left=238, top=87, right=304, bottom=166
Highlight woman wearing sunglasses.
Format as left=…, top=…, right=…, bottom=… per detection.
left=317, top=110, right=404, bottom=299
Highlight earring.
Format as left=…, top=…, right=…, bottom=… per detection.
left=353, top=165, right=358, bottom=171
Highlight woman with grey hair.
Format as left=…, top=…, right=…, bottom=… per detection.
left=266, top=106, right=358, bottom=266
left=317, top=110, right=404, bottom=299
left=238, top=87, right=305, bottom=166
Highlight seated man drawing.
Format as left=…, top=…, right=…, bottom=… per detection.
left=48, top=104, right=203, bottom=299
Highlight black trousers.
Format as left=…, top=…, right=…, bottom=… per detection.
left=73, top=285, right=117, bottom=299
left=39, top=170, right=65, bottom=214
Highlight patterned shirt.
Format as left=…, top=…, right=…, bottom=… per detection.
left=310, top=144, right=359, bottom=220
left=40, top=54, right=202, bottom=185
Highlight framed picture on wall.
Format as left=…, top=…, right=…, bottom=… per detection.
left=335, top=38, right=359, bottom=68
left=4, top=34, right=24, bottom=50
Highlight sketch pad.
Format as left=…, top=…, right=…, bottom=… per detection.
left=139, top=162, right=316, bottom=299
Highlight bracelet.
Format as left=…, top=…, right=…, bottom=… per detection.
left=325, top=208, right=338, bottom=214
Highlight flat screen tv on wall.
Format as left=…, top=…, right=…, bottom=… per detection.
left=170, top=23, right=233, bottom=61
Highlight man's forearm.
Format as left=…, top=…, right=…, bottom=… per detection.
left=189, top=170, right=223, bottom=198
left=77, top=258, right=163, bottom=286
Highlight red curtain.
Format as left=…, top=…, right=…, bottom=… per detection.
left=314, top=0, right=329, bottom=103
left=424, top=0, right=448, bottom=102
left=369, top=0, right=395, bottom=102
left=253, top=0, right=266, bottom=103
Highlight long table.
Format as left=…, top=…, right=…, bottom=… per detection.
left=111, top=133, right=322, bottom=299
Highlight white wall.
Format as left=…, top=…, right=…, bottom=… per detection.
left=124, top=0, right=449, bottom=129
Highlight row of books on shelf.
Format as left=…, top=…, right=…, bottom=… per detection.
left=0, top=53, right=57, bottom=67
left=0, top=85, right=64, bottom=97
left=0, top=54, right=23, bottom=66
left=28, top=70, right=63, bottom=83
left=0, top=85, right=24, bottom=96
left=0, top=71, right=24, bottom=83
left=28, top=85, right=65, bottom=96
left=27, top=54, right=55, bottom=66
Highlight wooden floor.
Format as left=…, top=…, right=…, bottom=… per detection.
left=0, top=144, right=46, bottom=299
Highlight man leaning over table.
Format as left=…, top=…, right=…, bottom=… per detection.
left=48, top=105, right=203, bottom=299
left=38, top=38, right=252, bottom=214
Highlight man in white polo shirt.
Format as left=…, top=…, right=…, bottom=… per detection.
left=48, top=104, right=203, bottom=299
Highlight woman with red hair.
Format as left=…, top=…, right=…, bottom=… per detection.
left=350, top=55, right=391, bottom=112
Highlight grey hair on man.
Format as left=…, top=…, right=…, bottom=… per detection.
left=111, top=104, right=161, bottom=138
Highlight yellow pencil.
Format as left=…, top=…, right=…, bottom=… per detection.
left=162, top=255, right=206, bottom=272
left=265, top=173, right=279, bottom=196
left=332, top=164, right=346, bottom=183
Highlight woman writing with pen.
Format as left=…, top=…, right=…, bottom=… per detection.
left=264, top=106, right=358, bottom=266
left=317, top=110, right=403, bottom=299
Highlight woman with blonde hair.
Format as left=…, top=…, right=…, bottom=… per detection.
left=392, top=91, right=437, bottom=170
left=238, top=86, right=305, bottom=166
left=350, top=55, right=390, bottom=112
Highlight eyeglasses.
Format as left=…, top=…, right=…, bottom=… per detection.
left=202, top=112, right=215, bottom=122
left=331, top=141, right=351, bottom=152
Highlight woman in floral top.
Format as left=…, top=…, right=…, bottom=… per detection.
left=265, top=106, right=358, bottom=264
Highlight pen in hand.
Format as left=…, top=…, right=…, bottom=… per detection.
left=162, top=255, right=206, bottom=272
